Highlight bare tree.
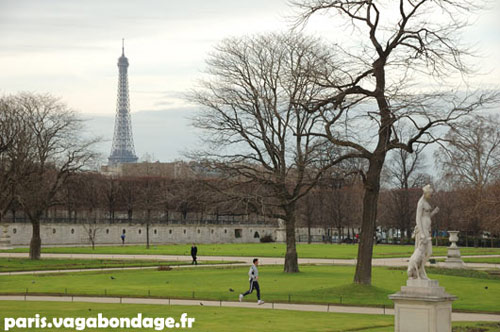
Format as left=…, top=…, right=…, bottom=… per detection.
left=385, top=140, right=429, bottom=190
left=378, top=187, right=421, bottom=242
left=119, top=177, right=139, bottom=221
left=436, top=115, right=500, bottom=242
left=292, top=0, right=498, bottom=284
left=0, top=97, right=29, bottom=248
left=136, top=175, right=164, bottom=249
left=437, top=115, right=500, bottom=188
left=0, top=99, right=19, bottom=222
left=432, top=189, right=458, bottom=235
left=191, top=33, right=356, bottom=272
left=328, top=181, right=364, bottom=242
left=9, top=93, right=98, bottom=259
left=311, top=168, right=363, bottom=242
left=77, top=172, right=106, bottom=249
left=299, top=189, right=322, bottom=243
left=383, top=140, right=429, bottom=239
left=104, top=177, right=120, bottom=222
left=483, top=181, right=500, bottom=242
left=82, top=219, right=100, bottom=250
left=0, top=97, right=20, bottom=155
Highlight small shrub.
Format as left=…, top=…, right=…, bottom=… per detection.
left=260, top=235, right=275, bottom=243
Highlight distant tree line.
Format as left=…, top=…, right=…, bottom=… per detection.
left=4, top=159, right=499, bottom=248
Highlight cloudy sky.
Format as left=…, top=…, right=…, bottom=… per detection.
left=0, top=0, right=499, bottom=162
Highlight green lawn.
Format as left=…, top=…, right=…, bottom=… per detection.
left=0, top=258, right=237, bottom=272
left=462, top=257, right=500, bottom=264
left=436, top=257, right=500, bottom=265
left=2, top=243, right=500, bottom=259
left=0, top=301, right=393, bottom=332
left=0, top=301, right=498, bottom=332
left=1, top=265, right=499, bottom=313
left=452, top=322, right=500, bottom=332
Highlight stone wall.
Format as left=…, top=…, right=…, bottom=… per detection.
left=5, top=222, right=335, bottom=246
left=7, top=223, right=275, bottom=246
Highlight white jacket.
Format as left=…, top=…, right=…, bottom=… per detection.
left=248, top=264, right=258, bottom=281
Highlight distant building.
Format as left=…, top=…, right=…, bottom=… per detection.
left=108, top=39, right=138, bottom=166
left=101, top=161, right=192, bottom=178
left=100, top=160, right=220, bottom=179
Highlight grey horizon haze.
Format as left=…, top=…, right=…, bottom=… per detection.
left=0, top=0, right=499, bottom=162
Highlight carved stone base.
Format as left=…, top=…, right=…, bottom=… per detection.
left=443, top=247, right=465, bottom=268
left=389, top=279, right=456, bottom=332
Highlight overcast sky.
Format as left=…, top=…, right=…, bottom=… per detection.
left=0, top=0, right=498, bottom=162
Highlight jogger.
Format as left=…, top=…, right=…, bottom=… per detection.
left=239, top=258, right=264, bottom=304
left=243, top=278, right=260, bottom=300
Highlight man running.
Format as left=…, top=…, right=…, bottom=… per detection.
left=239, top=258, right=264, bottom=305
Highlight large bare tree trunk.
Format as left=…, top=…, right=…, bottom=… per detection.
left=354, top=157, right=384, bottom=284
left=353, top=63, right=391, bottom=284
left=284, top=204, right=299, bottom=273
left=29, top=220, right=41, bottom=260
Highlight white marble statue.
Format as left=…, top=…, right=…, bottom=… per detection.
left=407, top=185, right=439, bottom=280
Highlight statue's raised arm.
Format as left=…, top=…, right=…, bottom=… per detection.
left=407, top=185, right=438, bottom=280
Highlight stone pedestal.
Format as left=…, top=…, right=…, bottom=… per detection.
left=0, top=223, right=12, bottom=250
left=444, top=231, right=465, bottom=268
left=389, top=279, right=456, bottom=332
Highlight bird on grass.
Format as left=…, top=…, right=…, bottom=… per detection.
left=229, top=288, right=234, bottom=292
left=110, top=276, right=115, bottom=280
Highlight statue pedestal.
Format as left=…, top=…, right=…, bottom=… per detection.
left=444, top=248, right=465, bottom=268
left=389, top=279, right=456, bottom=332
left=443, top=231, right=465, bottom=268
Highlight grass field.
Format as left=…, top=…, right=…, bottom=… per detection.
left=462, top=257, right=500, bottom=264
left=0, top=301, right=498, bottom=332
left=0, top=258, right=237, bottom=272
left=1, top=265, right=499, bottom=313
left=452, top=322, right=500, bottom=332
left=436, top=257, right=500, bottom=265
left=2, top=243, right=500, bottom=259
left=0, top=301, right=393, bottom=332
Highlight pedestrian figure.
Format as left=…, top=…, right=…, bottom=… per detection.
left=239, top=258, right=264, bottom=305
left=191, top=243, right=198, bottom=265
left=120, top=231, right=126, bottom=245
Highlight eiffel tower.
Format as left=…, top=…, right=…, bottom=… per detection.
left=108, top=39, right=138, bottom=166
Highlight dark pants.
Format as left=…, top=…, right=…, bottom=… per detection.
left=242, top=280, right=260, bottom=300
left=191, top=255, right=197, bottom=265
